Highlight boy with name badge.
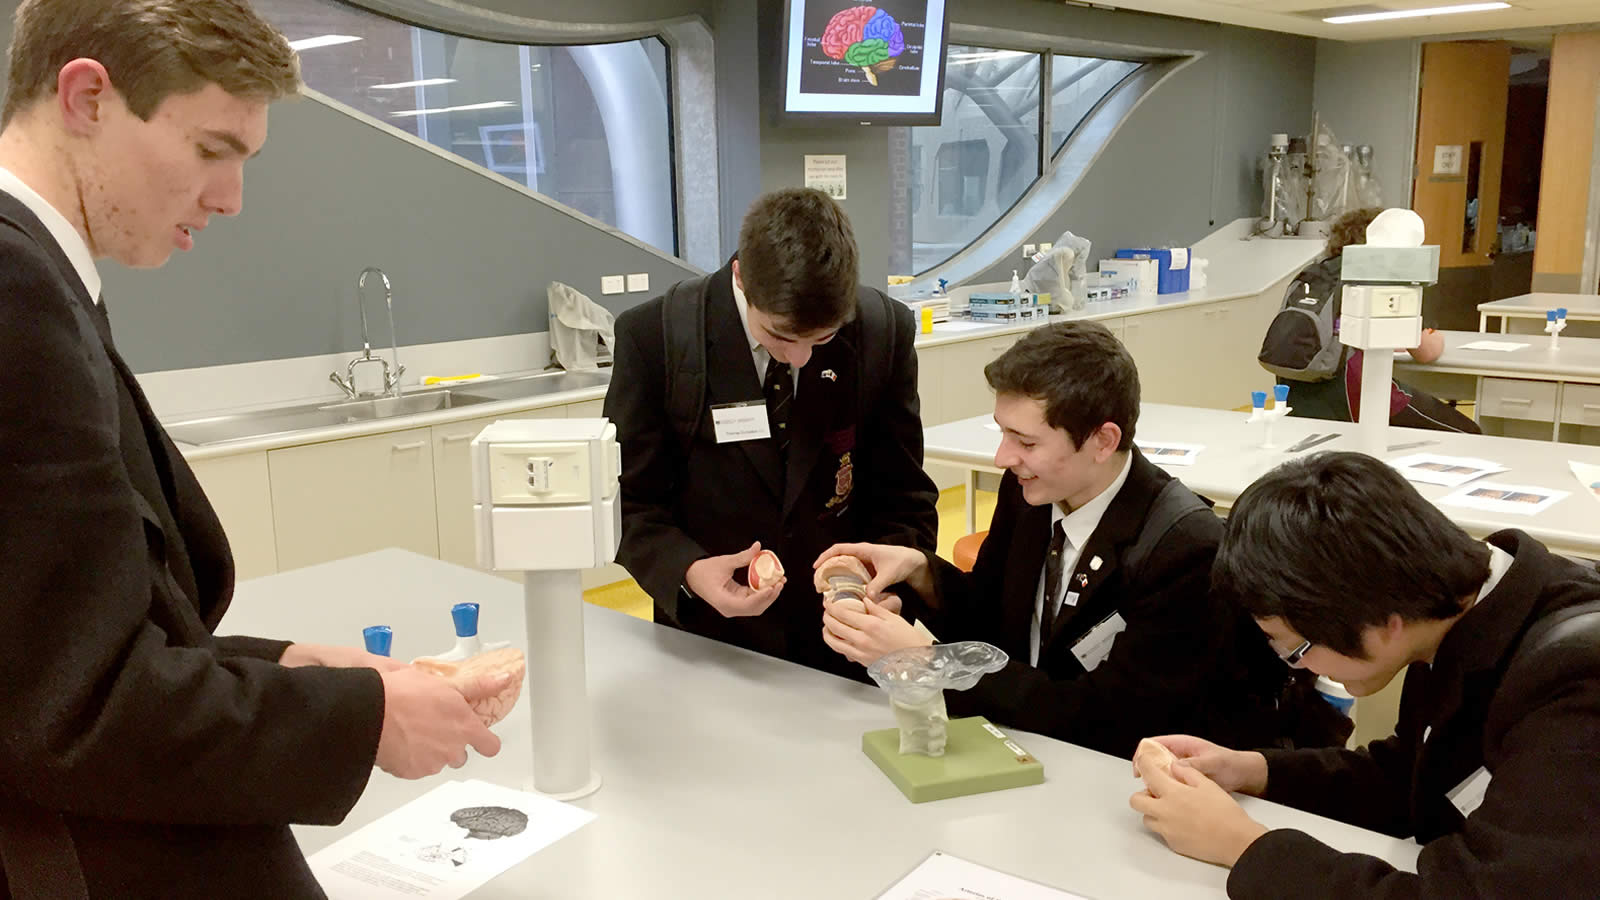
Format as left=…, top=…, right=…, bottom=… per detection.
left=1133, top=452, right=1600, bottom=898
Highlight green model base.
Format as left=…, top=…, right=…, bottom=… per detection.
left=862, top=716, right=1045, bottom=803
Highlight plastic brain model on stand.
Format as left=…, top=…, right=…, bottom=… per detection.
left=821, top=6, right=906, bottom=86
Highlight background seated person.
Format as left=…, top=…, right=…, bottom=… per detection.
left=1268, top=207, right=1479, bottom=433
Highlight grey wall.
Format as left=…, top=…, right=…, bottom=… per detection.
left=1312, top=38, right=1420, bottom=209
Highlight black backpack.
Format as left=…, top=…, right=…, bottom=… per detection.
left=1259, top=258, right=1345, bottom=383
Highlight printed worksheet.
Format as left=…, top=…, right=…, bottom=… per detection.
left=1388, top=453, right=1507, bottom=488
left=1457, top=340, right=1529, bottom=352
left=1569, top=461, right=1600, bottom=505
left=308, top=779, right=595, bottom=899
left=1439, top=481, right=1569, bottom=517
left=1133, top=440, right=1204, bottom=466
left=876, top=851, right=1093, bottom=900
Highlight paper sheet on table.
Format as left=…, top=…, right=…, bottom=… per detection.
left=1569, top=461, right=1600, bottom=505
left=1457, top=340, right=1529, bottom=352
left=1134, top=439, right=1204, bottom=466
left=1388, top=453, right=1507, bottom=488
left=1438, top=481, right=1569, bottom=517
left=307, top=779, right=594, bottom=899
left=876, top=851, right=1091, bottom=900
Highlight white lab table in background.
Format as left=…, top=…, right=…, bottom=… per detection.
left=1395, top=330, right=1600, bottom=443
left=925, top=404, right=1600, bottom=559
left=218, top=550, right=1421, bottom=899
left=1478, top=292, right=1600, bottom=335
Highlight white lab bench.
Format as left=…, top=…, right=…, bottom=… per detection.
left=1395, top=330, right=1600, bottom=443
left=924, top=403, right=1600, bottom=560
left=218, top=548, right=1421, bottom=899
left=1478, top=292, right=1600, bottom=336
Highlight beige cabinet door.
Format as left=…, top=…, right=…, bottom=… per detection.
left=1122, top=306, right=1205, bottom=406
left=1196, top=298, right=1264, bottom=409
left=565, top=398, right=605, bottom=418
left=188, top=452, right=278, bottom=581
left=940, top=334, right=1020, bottom=422
left=268, top=427, right=439, bottom=571
left=432, top=408, right=566, bottom=571
left=914, top=344, right=945, bottom=426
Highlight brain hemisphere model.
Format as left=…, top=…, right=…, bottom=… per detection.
left=413, top=646, right=526, bottom=727
left=821, top=7, right=906, bottom=86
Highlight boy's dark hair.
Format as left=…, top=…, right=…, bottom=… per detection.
left=737, top=188, right=860, bottom=334
left=983, top=320, right=1138, bottom=451
left=1213, top=452, right=1490, bottom=658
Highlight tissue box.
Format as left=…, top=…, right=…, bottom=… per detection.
left=1099, top=258, right=1157, bottom=296
left=1114, top=248, right=1191, bottom=294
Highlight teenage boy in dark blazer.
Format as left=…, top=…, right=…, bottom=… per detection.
left=605, top=188, right=938, bottom=679
left=0, top=2, right=506, bottom=895
left=1133, top=452, right=1600, bottom=898
left=818, top=321, right=1333, bottom=756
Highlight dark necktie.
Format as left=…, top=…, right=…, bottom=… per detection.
left=90, top=294, right=114, bottom=347
left=1040, top=521, right=1069, bottom=646
left=763, top=355, right=793, bottom=459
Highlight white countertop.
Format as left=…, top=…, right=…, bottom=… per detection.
left=217, top=549, right=1420, bottom=899
left=1395, top=331, right=1600, bottom=382
left=925, top=404, right=1600, bottom=559
left=1478, top=293, right=1600, bottom=317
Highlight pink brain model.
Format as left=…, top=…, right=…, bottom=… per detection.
left=413, top=646, right=527, bottom=727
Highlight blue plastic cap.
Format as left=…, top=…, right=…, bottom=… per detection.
left=1558, top=307, right=1569, bottom=318
left=451, top=602, right=480, bottom=638
left=1251, top=390, right=1267, bottom=408
left=1274, top=384, right=1290, bottom=403
left=362, top=625, right=393, bottom=657
left=1548, top=310, right=1558, bottom=321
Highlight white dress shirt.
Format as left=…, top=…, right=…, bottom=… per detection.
left=0, top=166, right=101, bottom=302
left=731, top=276, right=798, bottom=393
left=1031, top=452, right=1134, bottom=665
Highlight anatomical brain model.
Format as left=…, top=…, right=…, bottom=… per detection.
left=821, top=6, right=906, bottom=86
left=867, top=642, right=1008, bottom=756
left=413, top=647, right=527, bottom=727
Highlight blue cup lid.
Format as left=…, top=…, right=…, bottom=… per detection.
left=1273, top=384, right=1290, bottom=402
left=451, top=602, right=480, bottom=638
left=1548, top=310, right=1559, bottom=320
left=1558, top=307, right=1569, bottom=318
left=362, top=625, right=393, bottom=657
left=1251, top=390, right=1267, bottom=408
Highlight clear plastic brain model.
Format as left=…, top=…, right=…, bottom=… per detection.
left=867, top=642, right=1009, bottom=756
left=821, top=6, right=906, bottom=86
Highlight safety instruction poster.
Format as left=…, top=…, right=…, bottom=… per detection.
left=876, top=851, right=1092, bottom=900
left=308, top=779, right=594, bottom=899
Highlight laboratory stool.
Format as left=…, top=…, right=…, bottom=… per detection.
left=953, top=530, right=989, bottom=573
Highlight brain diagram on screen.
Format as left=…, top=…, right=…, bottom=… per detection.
left=822, top=6, right=906, bottom=86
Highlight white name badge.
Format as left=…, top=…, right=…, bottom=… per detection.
left=1071, top=612, right=1127, bottom=672
left=711, top=401, right=771, bottom=443
left=1447, top=766, right=1492, bottom=818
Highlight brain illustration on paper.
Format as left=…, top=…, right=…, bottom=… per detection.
left=450, top=806, right=530, bottom=840
left=821, top=7, right=905, bottom=86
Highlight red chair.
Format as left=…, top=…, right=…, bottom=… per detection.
left=952, top=530, right=988, bottom=573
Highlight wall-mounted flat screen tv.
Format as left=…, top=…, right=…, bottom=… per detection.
left=775, top=1, right=949, bottom=125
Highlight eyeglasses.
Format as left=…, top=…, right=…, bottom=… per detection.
left=1281, top=639, right=1312, bottom=666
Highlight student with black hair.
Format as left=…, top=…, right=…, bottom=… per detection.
left=1133, top=451, right=1600, bottom=898
left=605, top=188, right=938, bottom=678
left=814, top=321, right=1346, bottom=756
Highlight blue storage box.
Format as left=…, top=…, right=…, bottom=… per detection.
left=1114, top=248, right=1191, bottom=294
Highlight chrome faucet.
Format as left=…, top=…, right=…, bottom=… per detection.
left=330, top=266, right=406, bottom=399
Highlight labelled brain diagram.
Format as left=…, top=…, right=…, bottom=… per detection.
left=821, top=6, right=906, bottom=86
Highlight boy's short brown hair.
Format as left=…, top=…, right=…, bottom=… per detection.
left=737, top=188, right=861, bottom=334
left=3, top=0, right=301, bottom=128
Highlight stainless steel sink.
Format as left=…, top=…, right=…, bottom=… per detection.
left=164, top=370, right=611, bottom=447
left=444, top=369, right=610, bottom=402
left=167, top=389, right=492, bottom=446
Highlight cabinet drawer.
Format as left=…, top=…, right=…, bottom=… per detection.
left=1561, top=383, right=1600, bottom=427
left=1478, top=378, right=1557, bottom=422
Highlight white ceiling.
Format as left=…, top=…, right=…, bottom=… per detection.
left=1065, top=0, right=1600, bottom=41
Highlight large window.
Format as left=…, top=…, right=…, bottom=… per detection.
left=254, top=0, right=677, bottom=255
left=890, top=45, right=1141, bottom=277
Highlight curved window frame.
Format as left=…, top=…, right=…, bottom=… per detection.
left=891, top=26, right=1199, bottom=297
left=270, top=0, right=719, bottom=273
